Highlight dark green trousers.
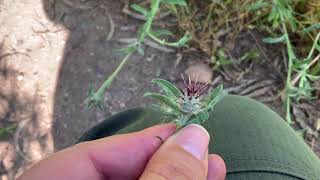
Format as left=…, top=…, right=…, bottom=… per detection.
left=79, top=95, right=320, bottom=179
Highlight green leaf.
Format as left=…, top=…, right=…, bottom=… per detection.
left=246, top=0, right=268, bottom=11
left=87, top=84, right=95, bottom=96
left=175, top=33, right=192, bottom=47
left=151, top=104, right=179, bottom=117
left=306, top=74, right=320, bottom=81
left=131, top=4, right=148, bottom=16
left=268, top=5, right=279, bottom=22
left=162, top=0, right=187, bottom=6
left=204, top=84, right=225, bottom=111
left=207, top=84, right=224, bottom=102
left=137, top=45, right=145, bottom=56
left=144, top=93, right=181, bottom=112
left=150, top=29, right=174, bottom=38
left=113, top=43, right=136, bottom=55
left=263, top=35, right=286, bottom=44
left=0, top=125, right=16, bottom=139
left=152, top=78, right=182, bottom=98
left=188, top=111, right=210, bottom=125
left=303, top=23, right=320, bottom=33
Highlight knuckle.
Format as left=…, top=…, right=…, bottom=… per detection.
left=148, top=160, right=197, bottom=180
left=142, top=146, right=206, bottom=180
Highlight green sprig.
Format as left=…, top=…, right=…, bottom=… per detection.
left=85, top=0, right=190, bottom=110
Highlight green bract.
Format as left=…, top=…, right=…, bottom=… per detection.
left=144, top=78, right=225, bottom=129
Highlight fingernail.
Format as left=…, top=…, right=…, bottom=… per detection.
left=171, top=124, right=210, bottom=160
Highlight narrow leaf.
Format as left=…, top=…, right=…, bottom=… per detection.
left=162, top=0, right=187, bottom=6
left=151, top=104, right=178, bottom=117
left=188, top=111, right=210, bottom=125
left=207, top=84, right=224, bottom=102
left=205, top=85, right=226, bottom=111
left=303, top=23, right=320, bottom=33
left=150, top=29, right=174, bottom=38
left=152, top=78, right=182, bottom=98
left=144, top=93, right=181, bottom=112
left=316, top=44, right=320, bottom=53
left=246, top=0, right=268, bottom=11
left=175, top=33, right=192, bottom=47
left=0, top=125, right=16, bottom=138
left=131, top=4, right=148, bottom=16
left=263, top=35, right=286, bottom=44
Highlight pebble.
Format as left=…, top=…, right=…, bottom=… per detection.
left=315, top=118, right=320, bottom=131
left=185, top=63, right=213, bottom=84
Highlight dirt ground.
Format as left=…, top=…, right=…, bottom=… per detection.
left=0, top=0, right=319, bottom=179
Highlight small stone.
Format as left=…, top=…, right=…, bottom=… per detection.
left=314, top=118, right=320, bottom=131
left=1, top=175, right=9, bottom=180
left=119, top=102, right=125, bottom=108
left=0, top=99, right=9, bottom=119
left=17, top=75, right=24, bottom=81
left=146, top=54, right=155, bottom=62
left=185, top=63, right=213, bottom=84
left=0, top=143, right=15, bottom=171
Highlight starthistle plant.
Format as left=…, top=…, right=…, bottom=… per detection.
left=85, top=0, right=191, bottom=110
left=144, top=77, right=225, bottom=129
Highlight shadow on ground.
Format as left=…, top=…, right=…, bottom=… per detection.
left=0, top=39, right=51, bottom=179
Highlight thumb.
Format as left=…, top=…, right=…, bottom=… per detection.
left=140, top=124, right=210, bottom=180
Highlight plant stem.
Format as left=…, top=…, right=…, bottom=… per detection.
left=138, top=0, right=161, bottom=43
left=86, top=0, right=163, bottom=109
left=148, top=33, right=186, bottom=47
left=95, top=52, right=133, bottom=99
left=95, top=0, right=163, bottom=96
left=279, top=7, right=295, bottom=123
left=307, top=32, right=320, bottom=59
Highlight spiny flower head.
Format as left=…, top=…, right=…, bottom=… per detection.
left=144, top=77, right=225, bottom=129
left=180, top=75, right=208, bottom=113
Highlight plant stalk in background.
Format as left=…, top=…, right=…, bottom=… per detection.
left=85, top=0, right=191, bottom=110
left=263, top=0, right=320, bottom=123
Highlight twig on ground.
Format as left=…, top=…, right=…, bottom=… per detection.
left=62, top=0, right=93, bottom=10
left=292, top=105, right=319, bottom=137
left=259, top=96, right=280, bottom=103
left=239, top=79, right=274, bottom=95
left=174, top=53, right=183, bottom=68
left=224, top=79, right=257, bottom=93
left=246, top=86, right=272, bottom=98
left=117, top=38, right=175, bottom=53
left=14, top=119, right=32, bottom=162
left=107, top=14, right=115, bottom=41
left=210, top=76, right=223, bottom=87
left=0, top=52, right=31, bottom=61
left=122, top=4, right=146, bottom=21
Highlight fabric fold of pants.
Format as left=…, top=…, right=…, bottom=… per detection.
left=78, top=95, right=320, bottom=180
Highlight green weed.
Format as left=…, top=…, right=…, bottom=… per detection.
left=170, top=0, right=319, bottom=123
left=262, top=0, right=320, bottom=123
left=0, top=124, right=16, bottom=139
left=85, top=0, right=191, bottom=110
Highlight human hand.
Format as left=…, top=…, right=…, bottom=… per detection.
left=18, top=124, right=226, bottom=180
